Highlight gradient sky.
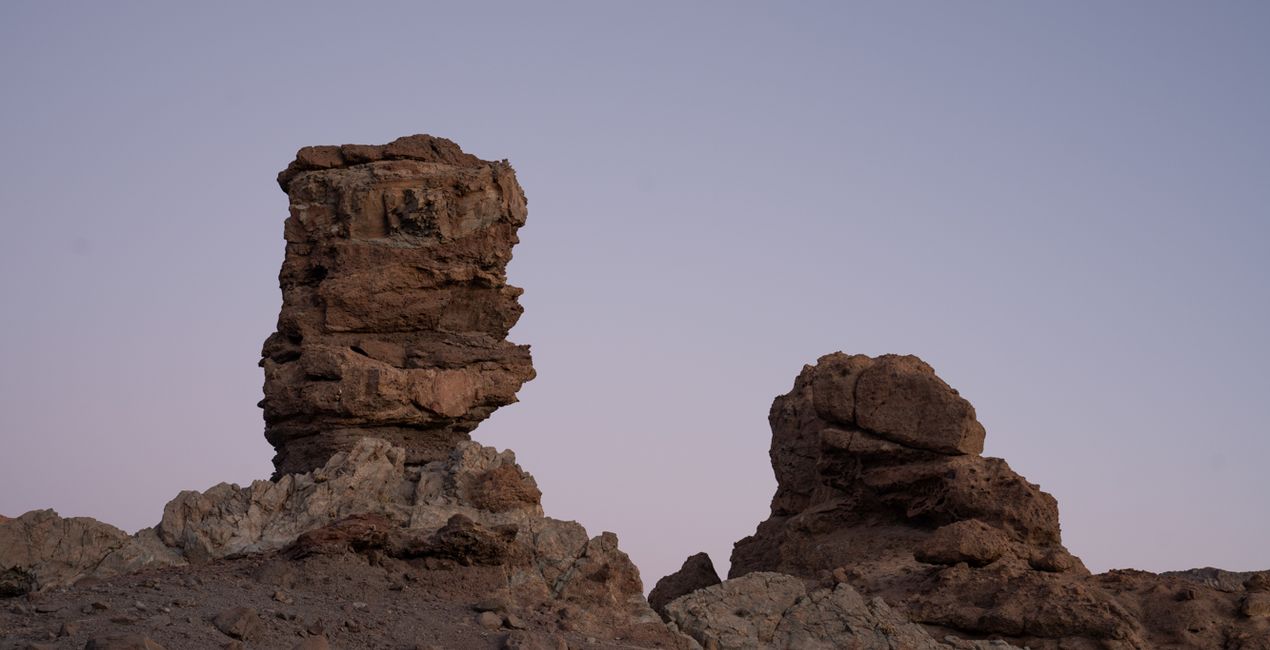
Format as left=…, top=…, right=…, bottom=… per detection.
left=2, top=2, right=1268, bottom=589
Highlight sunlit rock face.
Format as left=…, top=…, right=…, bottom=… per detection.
left=262, top=135, right=535, bottom=476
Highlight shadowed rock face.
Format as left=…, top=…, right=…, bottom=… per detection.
left=648, top=552, right=721, bottom=620
left=262, top=135, right=536, bottom=476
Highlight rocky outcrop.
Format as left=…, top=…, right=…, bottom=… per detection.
left=262, top=135, right=535, bottom=476
left=719, top=352, right=1270, bottom=649
left=648, top=552, right=721, bottom=620
left=663, top=572, right=1019, bottom=650
left=0, top=438, right=673, bottom=641
left=0, top=510, right=180, bottom=595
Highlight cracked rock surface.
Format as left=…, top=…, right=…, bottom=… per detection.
left=705, top=352, right=1270, bottom=649
left=263, top=135, right=536, bottom=476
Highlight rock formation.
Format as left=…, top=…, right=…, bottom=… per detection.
left=0, top=137, right=685, bottom=649
left=648, top=552, right=721, bottom=620
left=263, top=135, right=535, bottom=476
left=4, top=136, right=1268, bottom=649
left=689, top=352, right=1270, bottom=649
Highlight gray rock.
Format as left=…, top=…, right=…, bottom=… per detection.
left=663, top=572, right=1021, bottom=650
left=212, top=606, right=264, bottom=641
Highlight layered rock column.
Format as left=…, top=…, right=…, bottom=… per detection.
left=261, top=135, right=535, bottom=476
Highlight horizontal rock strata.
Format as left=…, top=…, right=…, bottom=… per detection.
left=263, top=135, right=535, bottom=476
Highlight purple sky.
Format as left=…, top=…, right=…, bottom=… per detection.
left=2, top=2, right=1268, bottom=588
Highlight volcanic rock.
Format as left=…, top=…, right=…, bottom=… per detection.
left=262, top=135, right=536, bottom=476
left=84, top=635, right=166, bottom=650
left=647, top=552, right=721, bottom=620
left=722, top=352, right=1270, bottom=649
left=662, top=572, right=1018, bottom=650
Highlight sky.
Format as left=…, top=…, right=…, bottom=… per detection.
left=1, top=2, right=1268, bottom=588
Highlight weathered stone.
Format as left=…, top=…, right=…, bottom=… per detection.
left=84, top=635, right=165, bottom=650
left=477, top=610, right=503, bottom=629
left=0, top=511, right=181, bottom=593
left=263, top=134, right=535, bottom=476
left=648, top=552, right=721, bottom=619
left=1243, top=593, right=1270, bottom=618
left=915, top=519, right=1011, bottom=567
left=289, top=637, right=330, bottom=650
left=212, top=606, right=264, bottom=641
left=663, top=572, right=1016, bottom=650
left=729, top=351, right=1270, bottom=649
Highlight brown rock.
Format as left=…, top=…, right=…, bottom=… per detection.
left=477, top=610, right=503, bottom=629
left=1243, top=593, right=1270, bottom=618
left=728, top=352, right=1270, bottom=649
left=262, top=134, right=535, bottom=476
left=84, top=635, right=166, bottom=650
left=290, top=637, right=330, bottom=650
left=648, top=552, right=721, bottom=619
left=212, top=606, right=264, bottom=641
left=397, top=514, right=516, bottom=566
left=914, top=520, right=1010, bottom=567
left=852, top=355, right=985, bottom=455
left=469, top=464, right=543, bottom=513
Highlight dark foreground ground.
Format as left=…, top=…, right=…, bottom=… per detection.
left=0, top=548, right=666, bottom=650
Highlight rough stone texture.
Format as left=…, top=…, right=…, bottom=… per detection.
left=663, top=572, right=1019, bottom=650
left=728, top=351, right=1270, bottom=649
left=0, top=510, right=181, bottom=593
left=648, top=552, right=721, bottom=620
left=262, top=135, right=536, bottom=476
left=84, top=635, right=166, bottom=650
left=0, top=438, right=674, bottom=643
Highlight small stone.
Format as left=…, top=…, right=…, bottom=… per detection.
left=223, top=642, right=244, bottom=650
left=473, top=598, right=508, bottom=613
left=291, top=637, right=331, bottom=650
left=273, top=590, right=294, bottom=604
left=145, top=614, right=172, bottom=627
left=306, top=619, right=325, bottom=635
left=59, top=620, right=81, bottom=636
left=133, top=601, right=148, bottom=611
left=504, top=613, right=527, bottom=630
left=91, top=601, right=111, bottom=611
left=34, top=603, right=62, bottom=613
left=84, top=634, right=166, bottom=650
left=344, top=619, right=361, bottom=632
left=352, top=601, right=368, bottom=610
left=213, top=607, right=264, bottom=641
left=477, top=611, right=503, bottom=629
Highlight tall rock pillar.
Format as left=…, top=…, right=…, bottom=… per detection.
left=261, top=135, right=535, bottom=476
